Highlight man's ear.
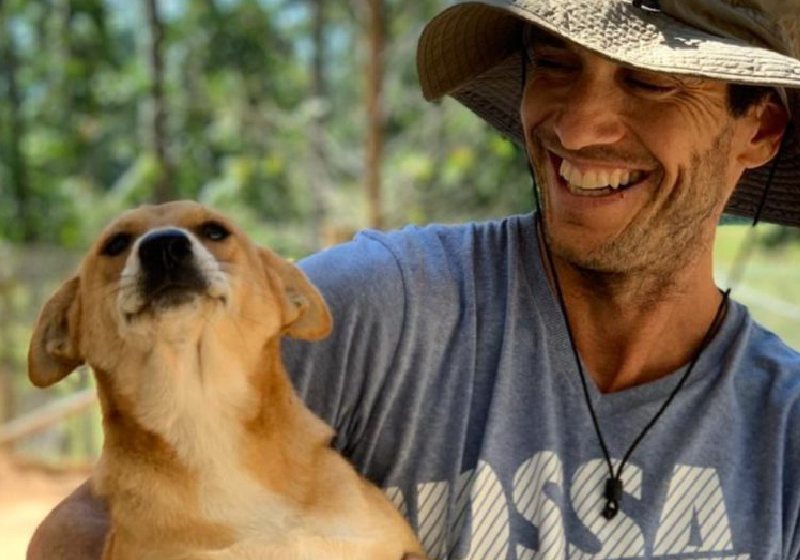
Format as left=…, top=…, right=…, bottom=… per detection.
left=738, top=95, right=790, bottom=169
left=259, top=248, right=332, bottom=341
left=28, top=277, right=85, bottom=388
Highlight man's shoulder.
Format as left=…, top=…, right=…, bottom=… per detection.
left=742, top=311, right=800, bottom=384
left=734, top=304, right=800, bottom=368
left=358, top=213, right=534, bottom=257
left=299, top=213, right=536, bottom=284
left=728, top=304, right=800, bottom=416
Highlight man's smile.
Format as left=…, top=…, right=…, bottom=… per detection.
left=560, top=159, right=645, bottom=194
left=547, top=151, right=653, bottom=198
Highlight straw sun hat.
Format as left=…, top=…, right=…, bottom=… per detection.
left=417, top=0, right=800, bottom=227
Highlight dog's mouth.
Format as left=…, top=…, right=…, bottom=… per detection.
left=144, top=277, right=209, bottom=310
left=122, top=279, right=226, bottom=322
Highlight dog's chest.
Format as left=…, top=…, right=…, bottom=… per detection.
left=187, top=534, right=394, bottom=560
left=122, top=332, right=252, bottom=447
left=115, top=340, right=304, bottom=527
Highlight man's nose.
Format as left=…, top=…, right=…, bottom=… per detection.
left=552, top=76, right=626, bottom=151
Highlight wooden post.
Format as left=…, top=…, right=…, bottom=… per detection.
left=0, top=389, right=96, bottom=446
left=0, top=284, right=14, bottom=425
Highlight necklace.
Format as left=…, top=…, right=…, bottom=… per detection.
left=536, top=214, right=731, bottom=520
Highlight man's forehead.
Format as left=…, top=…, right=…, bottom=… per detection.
left=525, top=25, right=607, bottom=59
left=526, top=26, right=570, bottom=49
left=525, top=25, right=721, bottom=87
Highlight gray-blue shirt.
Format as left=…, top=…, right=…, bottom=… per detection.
left=283, top=213, right=800, bottom=559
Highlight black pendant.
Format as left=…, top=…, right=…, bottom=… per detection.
left=602, top=477, right=623, bottom=520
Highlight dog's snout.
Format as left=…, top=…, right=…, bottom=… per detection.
left=134, top=228, right=210, bottom=309
left=139, top=229, right=192, bottom=271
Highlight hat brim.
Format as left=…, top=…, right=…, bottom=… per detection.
left=417, top=0, right=800, bottom=227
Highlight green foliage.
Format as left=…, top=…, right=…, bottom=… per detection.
left=715, top=225, right=800, bottom=349
left=0, top=0, right=572, bottom=248
left=0, top=1, right=544, bottom=457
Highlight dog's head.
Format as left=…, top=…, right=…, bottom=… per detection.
left=28, top=200, right=332, bottom=388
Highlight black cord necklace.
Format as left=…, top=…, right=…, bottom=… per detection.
left=534, top=213, right=730, bottom=519
left=530, top=121, right=781, bottom=521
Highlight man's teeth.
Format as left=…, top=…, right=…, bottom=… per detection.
left=559, top=160, right=644, bottom=191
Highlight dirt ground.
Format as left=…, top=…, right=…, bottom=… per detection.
left=0, top=452, right=89, bottom=560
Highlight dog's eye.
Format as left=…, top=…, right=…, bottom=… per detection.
left=199, top=221, right=230, bottom=242
left=101, top=232, right=133, bottom=257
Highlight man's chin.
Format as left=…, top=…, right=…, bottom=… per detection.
left=544, top=228, right=701, bottom=297
left=551, top=245, right=630, bottom=276
left=542, top=224, right=647, bottom=277
left=541, top=217, right=607, bottom=261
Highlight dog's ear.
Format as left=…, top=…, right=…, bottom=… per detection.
left=259, top=248, right=332, bottom=341
left=28, top=277, right=85, bottom=387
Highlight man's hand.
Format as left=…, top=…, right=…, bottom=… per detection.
left=27, top=480, right=109, bottom=560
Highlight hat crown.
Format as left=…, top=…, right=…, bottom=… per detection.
left=659, top=0, right=800, bottom=58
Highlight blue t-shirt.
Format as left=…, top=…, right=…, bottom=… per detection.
left=283, top=213, right=800, bottom=560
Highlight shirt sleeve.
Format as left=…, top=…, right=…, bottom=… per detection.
left=786, top=396, right=800, bottom=560
left=280, top=231, right=407, bottom=456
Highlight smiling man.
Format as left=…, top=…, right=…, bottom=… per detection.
left=516, top=21, right=791, bottom=392
left=28, top=1, right=800, bottom=559
left=523, top=28, right=768, bottom=277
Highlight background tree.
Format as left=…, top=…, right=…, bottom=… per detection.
left=365, top=0, right=385, bottom=229
left=0, top=0, right=32, bottom=241
left=144, top=0, right=175, bottom=202
left=308, top=0, right=329, bottom=249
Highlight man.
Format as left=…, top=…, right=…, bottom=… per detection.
left=28, top=0, right=800, bottom=558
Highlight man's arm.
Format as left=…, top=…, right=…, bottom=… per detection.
left=27, top=481, right=424, bottom=559
left=27, top=480, right=109, bottom=560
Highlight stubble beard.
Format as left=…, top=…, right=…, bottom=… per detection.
left=537, top=125, right=734, bottom=300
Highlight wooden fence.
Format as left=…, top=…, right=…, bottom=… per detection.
left=0, top=244, right=100, bottom=463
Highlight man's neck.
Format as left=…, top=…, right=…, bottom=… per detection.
left=544, top=246, right=724, bottom=394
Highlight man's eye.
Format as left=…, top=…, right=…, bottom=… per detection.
left=533, top=57, right=576, bottom=72
left=626, top=75, right=676, bottom=93
left=199, top=221, right=230, bottom=242
left=101, top=232, right=133, bottom=257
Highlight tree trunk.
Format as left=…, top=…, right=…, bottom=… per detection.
left=144, top=0, right=174, bottom=202
left=365, top=0, right=385, bottom=229
left=309, top=0, right=328, bottom=249
left=0, top=2, right=33, bottom=241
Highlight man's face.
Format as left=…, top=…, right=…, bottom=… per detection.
left=521, top=29, right=769, bottom=278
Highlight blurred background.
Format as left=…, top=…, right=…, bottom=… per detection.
left=0, top=0, right=797, bottom=558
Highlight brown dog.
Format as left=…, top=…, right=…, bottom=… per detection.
left=28, top=201, right=424, bottom=560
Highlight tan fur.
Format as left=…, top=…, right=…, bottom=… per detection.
left=28, top=201, right=424, bottom=560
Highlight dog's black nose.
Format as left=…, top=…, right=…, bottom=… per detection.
left=136, top=228, right=209, bottom=309
left=139, top=229, right=192, bottom=271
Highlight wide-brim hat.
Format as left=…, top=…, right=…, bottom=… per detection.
left=417, top=0, right=800, bottom=227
